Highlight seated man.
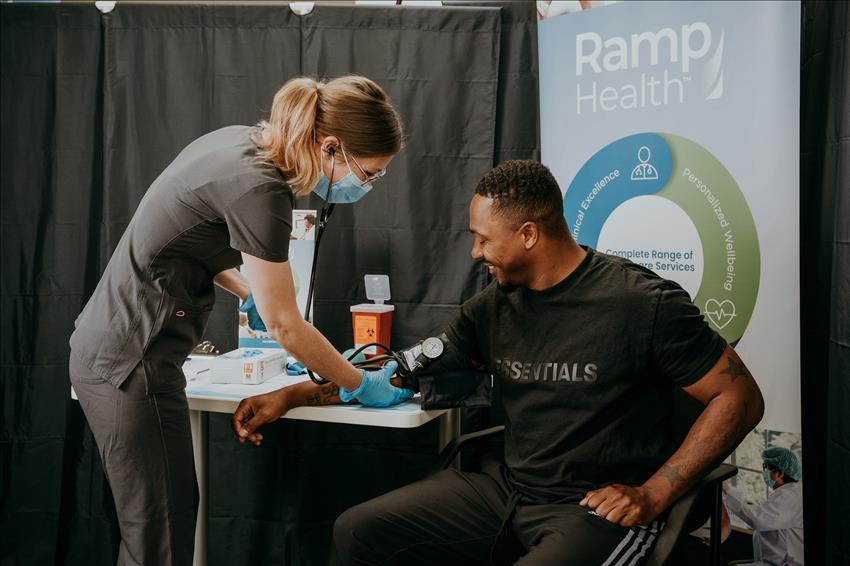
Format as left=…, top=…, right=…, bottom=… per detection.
left=232, top=160, right=765, bottom=565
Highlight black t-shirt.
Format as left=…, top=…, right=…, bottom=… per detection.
left=70, top=126, right=293, bottom=387
left=445, top=247, right=726, bottom=503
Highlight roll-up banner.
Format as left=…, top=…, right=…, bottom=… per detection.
left=539, top=1, right=801, bottom=433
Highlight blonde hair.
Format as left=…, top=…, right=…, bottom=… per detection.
left=253, top=76, right=404, bottom=196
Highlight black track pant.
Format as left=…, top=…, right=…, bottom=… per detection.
left=334, top=460, right=664, bottom=566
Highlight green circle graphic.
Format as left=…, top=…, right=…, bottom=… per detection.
left=658, top=134, right=759, bottom=343
left=564, top=132, right=760, bottom=343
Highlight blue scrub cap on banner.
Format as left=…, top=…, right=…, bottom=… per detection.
left=762, top=446, right=801, bottom=481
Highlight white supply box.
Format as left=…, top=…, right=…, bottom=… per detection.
left=207, top=348, right=288, bottom=385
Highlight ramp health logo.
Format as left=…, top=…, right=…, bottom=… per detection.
left=574, top=21, right=725, bottom=114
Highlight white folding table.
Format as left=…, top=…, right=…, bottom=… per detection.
left=173, top=359, right=459, bottom=566
left=70, top=360, right=460, bottom=566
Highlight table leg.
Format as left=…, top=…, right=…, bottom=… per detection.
left=437, top=409, right=462, bottom=468
left=189, top=410, right=208, bottom=566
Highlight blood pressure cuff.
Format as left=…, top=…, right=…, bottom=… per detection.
left=412, top=369, right=492, bottom=410
left=398, top=333, right=492, bottom=410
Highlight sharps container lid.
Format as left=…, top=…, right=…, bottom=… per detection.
left=364, top=274, right=391, bottom=304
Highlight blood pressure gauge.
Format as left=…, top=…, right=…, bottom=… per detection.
left=421, top=336, right=444, bottom=360
left=398, top=336, right=445, bottom=374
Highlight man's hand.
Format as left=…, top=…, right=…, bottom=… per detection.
left=230, top=371, right=412, bottom=448
left=580, top=484, right=663, bottom=527
left=231, top=389, right=289, bottom=446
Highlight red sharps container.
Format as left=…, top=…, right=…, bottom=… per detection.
left=350, top=274, right=394, bottom=359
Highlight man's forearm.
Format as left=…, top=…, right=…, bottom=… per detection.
left=232, top=379, right=342, bottom=444
left=280, top=375, right=407, bottom=410
left=284, top=379, right=342, bottom=408
left=642, top=391, right=760, bottom=511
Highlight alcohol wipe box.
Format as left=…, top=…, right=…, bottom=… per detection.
left=207, top=348, right=287, bottom=385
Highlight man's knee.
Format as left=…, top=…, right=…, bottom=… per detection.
left=334, top=501, right=379, bottom=562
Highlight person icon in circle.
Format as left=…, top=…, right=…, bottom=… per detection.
left=630, top=146, right=659, bottom=181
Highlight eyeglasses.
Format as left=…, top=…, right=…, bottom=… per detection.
left=342, top=144, right=387, bottom=187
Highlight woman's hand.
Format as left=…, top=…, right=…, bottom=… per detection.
left=232, top=389, right=290, bottom=446
left=339, top=361, right=414, bottom=407
left=241, top=253, right=363, bottom=391
left=238, top=293, right=267, bottom=331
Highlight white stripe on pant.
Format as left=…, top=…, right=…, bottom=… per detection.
left=602, top=520, right=665, bottom=566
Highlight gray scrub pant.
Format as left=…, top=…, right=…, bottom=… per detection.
left=70, top=352, right=198, bottom=566
left=334, top=459, right=664, bottom=566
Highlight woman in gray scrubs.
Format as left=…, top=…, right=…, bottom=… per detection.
left=69, top=76, right=408, bottom=565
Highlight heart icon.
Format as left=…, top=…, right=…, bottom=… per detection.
left=704, top=299, right=736, bottom=330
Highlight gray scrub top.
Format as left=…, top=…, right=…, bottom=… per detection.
left=70, top=126, right=293, bottom=388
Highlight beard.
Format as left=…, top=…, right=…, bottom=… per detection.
left=481, top=263, right=519, bottom=292
left=496, top=280, right=519, bottom=293
left=479, top=260, right=521, bottom=292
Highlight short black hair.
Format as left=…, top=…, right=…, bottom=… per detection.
left=474, top=160, right=568, bottom=235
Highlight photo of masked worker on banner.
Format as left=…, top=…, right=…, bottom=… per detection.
left=725, top=447, right=804, bottom=566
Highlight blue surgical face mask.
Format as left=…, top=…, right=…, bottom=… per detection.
left=762, top=470, right=774, bottom=489
left=312, top=144, right=372, bottom=204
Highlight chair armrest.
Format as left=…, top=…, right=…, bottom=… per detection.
left=666, top=463, right=737, bottom=529
left=698, top=462, right=738, bottom=486
left=643, top=463, right=738, bottom=566
left=430, top=425, right=505, bottom=475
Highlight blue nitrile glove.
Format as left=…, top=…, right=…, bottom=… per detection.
left=338, top=361, right=414, bottom=407
left=239, top=293, right=267, bottom=331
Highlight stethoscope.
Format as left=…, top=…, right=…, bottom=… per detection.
left=302, top=147, right=400, bottom=385
left=301, top=147, right=445, bottom=386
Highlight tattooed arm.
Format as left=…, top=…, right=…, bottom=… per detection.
left=646, top=346, right=763, bottom=503
left=581, top=345, right=764, bottom=526
left=231, top=381, right=343, bottom=446
left=232, top=377, right=404, bottom=446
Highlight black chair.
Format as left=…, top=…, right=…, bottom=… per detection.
left=433, top=425, right=737, bottom=566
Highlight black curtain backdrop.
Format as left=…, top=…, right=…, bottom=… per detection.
left=11, top=2, right=849, bottom=565
left=1, top=6, right=106, bottom=565
left=800, top=1, right=850, bottom=565
left=0, top=3, right=538, bottom=565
